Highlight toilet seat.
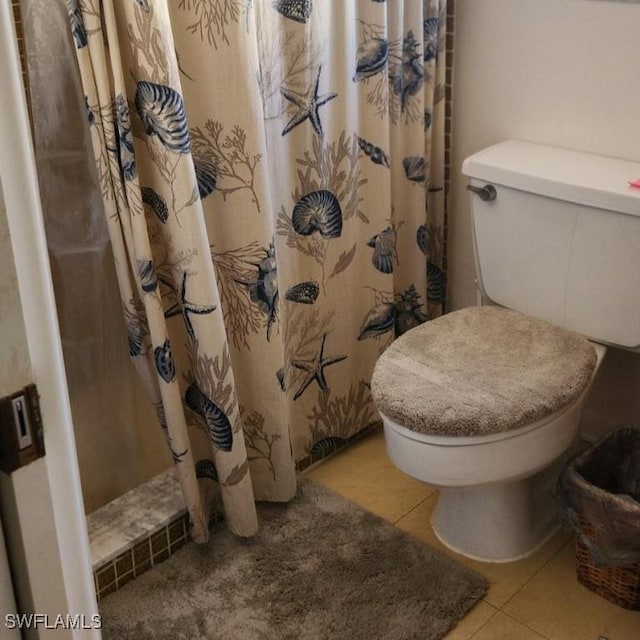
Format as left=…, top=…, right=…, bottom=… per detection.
left=381, top=377, right=591, bottom=488
left=371, top=306, right=598, bottom=439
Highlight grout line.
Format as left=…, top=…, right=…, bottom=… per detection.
left=392, top=491, right=436, bottom=526
left=500, top=536, right=572, bottom=612
left=499, top=610, right=552, bottom=640
left=466, top=607, right=500, bottom=640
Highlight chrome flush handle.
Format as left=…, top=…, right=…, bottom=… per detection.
left=466, top=184, right=497, bottom=202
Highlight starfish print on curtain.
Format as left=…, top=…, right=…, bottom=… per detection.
left=292, top=333, right=348, bottom=400
left=164, top=272, right=217, bottom=341
left=281, top=65, right=338, bottom=137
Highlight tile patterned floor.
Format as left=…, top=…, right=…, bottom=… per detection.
left=306, top=428, right=640, bottom=640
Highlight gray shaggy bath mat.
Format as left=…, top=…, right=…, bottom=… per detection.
left=99, top=480, right=487, bottom=640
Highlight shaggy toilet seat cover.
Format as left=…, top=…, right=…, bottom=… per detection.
left=371, top=306, right=597, bottom=438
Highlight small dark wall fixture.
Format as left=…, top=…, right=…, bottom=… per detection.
left=0, top=384, right=45, bottom=474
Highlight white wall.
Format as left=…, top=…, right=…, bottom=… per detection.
left=450, top=0, right=640, bottom=437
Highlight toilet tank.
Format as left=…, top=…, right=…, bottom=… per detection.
left=462, top=141, right=640, bottom=348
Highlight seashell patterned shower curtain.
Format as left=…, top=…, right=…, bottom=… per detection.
left=68, top=0, right=447, bottom=543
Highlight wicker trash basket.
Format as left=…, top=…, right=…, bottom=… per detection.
left=557, top=425, right=640, bottom=611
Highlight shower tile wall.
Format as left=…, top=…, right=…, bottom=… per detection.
left=443, top=0, right=455, bottom=305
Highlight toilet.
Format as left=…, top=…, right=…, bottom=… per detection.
left=371, top=140, right=640, bottom=563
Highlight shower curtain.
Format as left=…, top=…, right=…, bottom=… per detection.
left=68, top=0, right=447, bottom=543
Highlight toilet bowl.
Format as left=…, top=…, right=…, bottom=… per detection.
left=370, top=140, right=640, bottom=563
left=381, top=342, right=606, bottom=562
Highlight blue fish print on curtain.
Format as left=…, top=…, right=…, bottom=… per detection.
left=115, top=95, right=137, bottom=182
left=185, top=383, right=233, bottom=452
left=141, top=186, right=169, bottom=223
left=135, top=81, right=191, bottom=154
left=154, top=339, right=176, bottom=383
left=67, top=0, right=87, bottom=48
left=273, top=0, right=313, bottom=24
left=292, top=190, right=342, bottom=239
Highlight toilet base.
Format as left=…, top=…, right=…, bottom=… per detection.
left=431, top=464, right=561, bottom=563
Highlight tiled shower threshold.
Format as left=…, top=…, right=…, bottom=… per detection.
left=88, top=469, right=193, bottom=600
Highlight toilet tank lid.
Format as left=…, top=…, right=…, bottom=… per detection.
left=462, top=140, right=640, bottom=217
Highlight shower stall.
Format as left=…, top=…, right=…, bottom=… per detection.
left=20, top=0, right=172, bottom=515
left=12, top=0, right=451, bottom=601
left=15, top=0, right=195, bottom=602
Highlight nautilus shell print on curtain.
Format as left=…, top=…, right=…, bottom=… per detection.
left=134, top=81, right=191, bottom=154
left=292, top=190, right=343, bottom=239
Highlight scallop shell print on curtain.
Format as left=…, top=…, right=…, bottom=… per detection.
left=69, top=0, right=447, bottom=541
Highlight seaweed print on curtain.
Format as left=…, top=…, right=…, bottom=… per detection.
left=69, top=0, right=446, bottom=541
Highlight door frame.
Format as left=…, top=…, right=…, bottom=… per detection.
left=0, top=2, right=99, bottom=636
